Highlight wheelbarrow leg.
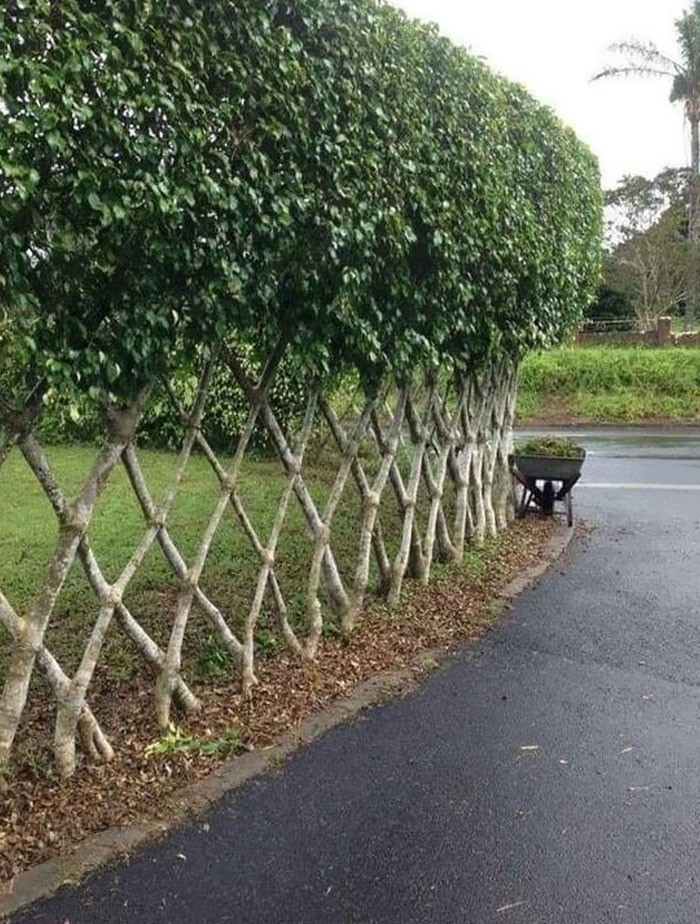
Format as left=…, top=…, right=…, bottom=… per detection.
left=565, top=489, right=573, bottom=527
left=517, top=485, right=530, bottom=519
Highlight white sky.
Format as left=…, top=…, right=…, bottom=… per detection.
left=390, top=0, right=690, bottom=190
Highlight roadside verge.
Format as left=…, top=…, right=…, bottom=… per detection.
left=1, top=519, right=575, bottom=920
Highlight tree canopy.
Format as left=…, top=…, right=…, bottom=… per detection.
left=594, top=2, right=700, bottom=326
left=0, top=0, right=602, bottom=404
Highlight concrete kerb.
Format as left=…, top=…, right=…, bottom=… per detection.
left=0, top=520, right=575, bottom=920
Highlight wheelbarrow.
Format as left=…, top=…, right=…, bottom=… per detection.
left=509, top=452, right=586, bottom=527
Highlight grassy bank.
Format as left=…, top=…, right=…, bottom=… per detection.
left=517, top=346, right=700, bottom=423
left=0, top=445, right=377, bottom=681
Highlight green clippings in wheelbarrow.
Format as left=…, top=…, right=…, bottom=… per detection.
left=513, top=436, right=585, bottom=459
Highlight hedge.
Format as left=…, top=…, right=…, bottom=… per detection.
left=0, top=0, right=602, bottom=398
left=0, top=0, right=602, bottom=777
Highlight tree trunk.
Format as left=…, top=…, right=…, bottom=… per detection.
left=385, top=390, right=432, bottom=605
left=687, top=115, right=700, bottom=329
left=339, top=392, right=404, bottom=633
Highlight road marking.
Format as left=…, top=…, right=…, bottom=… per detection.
left=580, top=483, right=700, bottom=490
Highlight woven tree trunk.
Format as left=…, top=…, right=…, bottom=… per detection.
left=0, top=349, right=519, bottom=776
left=0, top=392, right=148, bottom=773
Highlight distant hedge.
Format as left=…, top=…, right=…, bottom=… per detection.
left=0, top=0, right=602, bottom=402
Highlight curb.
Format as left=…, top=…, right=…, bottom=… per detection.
left=1, top=521, right=575, bottom=920
left=518, top=420, right=700, bottom=430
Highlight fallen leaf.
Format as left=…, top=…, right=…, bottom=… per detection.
left=497, top=900, right=528, bottom=913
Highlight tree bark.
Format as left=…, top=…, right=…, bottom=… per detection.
left=320, top=397, right=396, bottom=599
left=333, top=391, right=405, bottom=632
left=386, top=387, right=433, bottom=604
left=304, top=401, right=372, bottom=648
left=0, top=588, right=113, bottom=768
left=687, top=114, right=700, bottom=329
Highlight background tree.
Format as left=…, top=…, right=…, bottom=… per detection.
left=603, top=169, right=689, bottom=327
left=585, top=283, right=634, bottom=325
left=593, top=1, right=700, bottom=327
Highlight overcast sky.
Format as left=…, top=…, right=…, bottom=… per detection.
left=390, top=0, right=690, bottom=191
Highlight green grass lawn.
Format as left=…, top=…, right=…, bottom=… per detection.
left=518, top=345, right=700, bottom=423
left=0, top=441, right=445, bottom=683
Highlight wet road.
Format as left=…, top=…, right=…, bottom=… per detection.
left=11, top=429, right=700, bottom=924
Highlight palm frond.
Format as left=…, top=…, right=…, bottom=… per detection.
left=591, top=39, right=680, bottom=83
left=607, top=40, right=681, bottom=73
left=592, top=65, right=677, bottom=82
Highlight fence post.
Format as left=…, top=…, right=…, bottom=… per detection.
left=656, top=316, right=672, bottom=345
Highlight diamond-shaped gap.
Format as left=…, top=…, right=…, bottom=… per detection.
left=185, top=454, right=277, bottom=658
left=182, top=598, right=237, bottom=685
left=1, top=443, right=120, bottom=682
left=323, top=401, right=393, bottom=606
left=155, top=446, right=226, bottom=565
left=85, top=350, right=221, bottom=685
left=0, top=442, right=63, bottom=617
left=107, top=538, right=174, bottom=687
left=439, top=467, right=458, bottom=549
left=40, top=561, right=101, bottom=683
left=87, top=446, right=182, bottom=583
left=378, top=405, right=421, bottom=566
left=435, top=389, right=463, bottom=558
left=110, top=446, right=225, bottom=683
left=260, top=484, right=318, bottom=648
left=194, top=448, right=312, bottom=664
left=377, top=475, right=404, bottom=567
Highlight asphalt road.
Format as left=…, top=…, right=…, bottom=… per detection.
left=12, top=429, right=700, bottom=924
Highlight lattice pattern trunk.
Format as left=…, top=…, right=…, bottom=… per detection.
left=0, top=347, right=517, bottom=777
